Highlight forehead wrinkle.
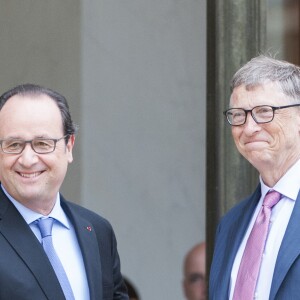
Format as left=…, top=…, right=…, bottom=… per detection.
left=230, top=83, right=288, bottom=109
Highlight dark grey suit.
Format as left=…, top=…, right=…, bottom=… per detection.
left=0, top=187, right=128, bottom=300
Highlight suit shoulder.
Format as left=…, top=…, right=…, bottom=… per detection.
left=61, top=198, right=113, bottom=230
left=219, top=188, right=260, bottom=225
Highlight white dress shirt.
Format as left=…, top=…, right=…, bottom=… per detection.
left=2, top=185, right=90, bottom=300
left=229, top=158, right=300, bottom=300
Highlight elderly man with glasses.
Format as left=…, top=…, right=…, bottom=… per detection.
left=209, top=55, right=300, bottom=300
left=0, top=84, right=129, bottom=300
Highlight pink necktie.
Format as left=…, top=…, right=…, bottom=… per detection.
left=233, top=190, right=281, bottom=300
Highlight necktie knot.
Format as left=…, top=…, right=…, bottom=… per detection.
left=263, top=190, right=281, bottom=208
left=37, top=217, right=54, bottom=238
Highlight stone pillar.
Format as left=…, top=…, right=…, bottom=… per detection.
left=206, top=0, right=266, bottom=277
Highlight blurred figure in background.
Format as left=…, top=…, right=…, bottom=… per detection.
left=124, top=278, right=140, bottom=300
left=183, top=242, right=206, bottom=300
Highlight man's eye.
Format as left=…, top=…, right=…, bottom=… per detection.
left=233, top=112, right=243, bottom=117
left=5, top=141, right=23, bottom=149
left=34, top=140, right=53, bottom=149
left=255, top=106, right=272, bottom=114
left=189, top=273, right=205, bottom=283
left=231, top=111, right=245, bottom=121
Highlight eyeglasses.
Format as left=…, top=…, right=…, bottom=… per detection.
left=0, top=135, right=69, bottom=154
left=223, top=104, right=300, bottom=126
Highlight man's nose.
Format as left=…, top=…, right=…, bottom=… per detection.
left=18, top=143, right=39, bottom=166
left=243, top=112, right=261, bottom=132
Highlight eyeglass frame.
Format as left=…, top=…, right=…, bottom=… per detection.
left=223, top=103, right=300, bottom=126
left=0, top=135, right=69, bottom=154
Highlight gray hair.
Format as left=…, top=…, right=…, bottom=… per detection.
left=231, top=55, right=300, bottom=101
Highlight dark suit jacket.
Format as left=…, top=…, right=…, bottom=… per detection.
left=209, top=184, right=300, bottom=300
left=0, top=188, right=128, bottom=300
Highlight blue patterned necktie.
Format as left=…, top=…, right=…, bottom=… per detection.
left=37, top=217, right=75, bottom=300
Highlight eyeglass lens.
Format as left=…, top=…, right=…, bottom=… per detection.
left=1, top=139, right=56, bottom=154
left=227, top=106, right=274, bottom=125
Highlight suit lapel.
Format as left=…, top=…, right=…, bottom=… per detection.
left=270, top=190, right=300, bottom=299
left=0, top=193, right=65, bottom=300
left=212, top=186, right=261, bottom=298
left=61, top=199, right=103, bottom=300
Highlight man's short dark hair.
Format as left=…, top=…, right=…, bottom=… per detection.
left=0, top=84, right=78, bottom=142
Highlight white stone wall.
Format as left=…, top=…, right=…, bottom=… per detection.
left=0, top=1, right=206, bottom=299
left=81, top=1, right=206, bottom=299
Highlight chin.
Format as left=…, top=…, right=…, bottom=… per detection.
left=249, top=156, right=274, bottom=170
left=16, top=186, right=44, bottom=200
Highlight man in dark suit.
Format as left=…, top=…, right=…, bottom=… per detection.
left=0, top=84, right=128, bottom=299
left=209, top=55, right=300, bottom=299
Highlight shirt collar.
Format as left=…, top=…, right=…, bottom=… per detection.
left=260, top=158, right=300, bottom=201
left=1, top=184, right=70, bottom=229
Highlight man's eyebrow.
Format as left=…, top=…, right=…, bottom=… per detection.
left=0, top=135, right=22, bottom=140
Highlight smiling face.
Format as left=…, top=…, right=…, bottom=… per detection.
left=230, top=82, right=300, bottom=184
left=0, top=94, right=74, bottom=213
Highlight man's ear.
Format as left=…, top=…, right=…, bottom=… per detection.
left=67, top=134, right=75, bottom=163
